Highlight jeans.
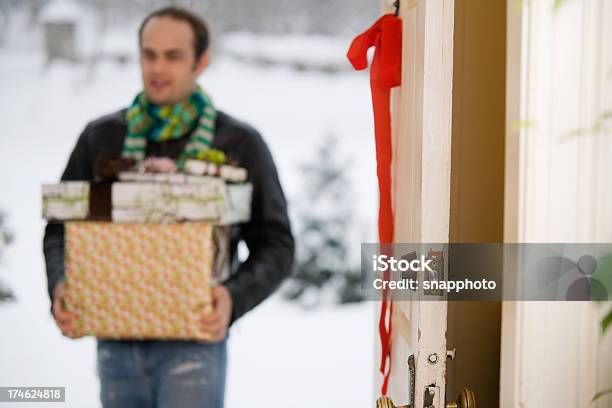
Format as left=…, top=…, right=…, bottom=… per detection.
left=96, top=338, right=227, bottom=408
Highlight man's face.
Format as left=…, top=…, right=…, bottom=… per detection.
left=139, top=16, right=209, bottom=105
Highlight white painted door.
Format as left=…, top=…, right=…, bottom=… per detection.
left=375, top=0, right=455, bottom=406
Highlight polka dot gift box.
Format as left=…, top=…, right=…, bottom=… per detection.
left=64, top=221, right=216, bottom=341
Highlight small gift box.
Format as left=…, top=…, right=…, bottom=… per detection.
left=184, top=159, right=248, bottom=183
left=118, top=172, right=188, bottom=184
left=111, top=181, right=226, bottom=223
left=42, top=182, right=89, bottom=220
left=64, top=221, right=216, bottom=340
left=219, top=165, right=248, bottom=183
left=221, top=183, right=253, bottom=224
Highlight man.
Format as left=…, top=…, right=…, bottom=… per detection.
left=43, top=7, right=294, bottom=407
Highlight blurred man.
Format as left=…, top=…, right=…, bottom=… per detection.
left=43, top=7, right=294, bottom=407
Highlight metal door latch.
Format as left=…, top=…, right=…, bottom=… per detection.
left=375, top=351, right=477, bottom=408
left=377, top=388, right=476, bottom=408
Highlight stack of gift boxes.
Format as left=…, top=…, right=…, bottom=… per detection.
left=42, top=156, right=252, bottom=341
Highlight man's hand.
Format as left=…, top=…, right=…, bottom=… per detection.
left=52, top=282, right=83, bottom=339
left=199, top=285, right=233, bottom=342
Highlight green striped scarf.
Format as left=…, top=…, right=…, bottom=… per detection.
left=122, top=86, right=217, bottom=167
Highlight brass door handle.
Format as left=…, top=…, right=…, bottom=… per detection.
left=375, top=396, right=411, bottom=408
left=446, top=388, right=477, bottom=408
left=376, top=387, right=476, bottom=408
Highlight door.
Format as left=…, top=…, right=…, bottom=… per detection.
left=378, top=0, right=507, bottom=406
left=377, top=0, right=612, bottom=406
left=376, top=0, right=455, bottom=406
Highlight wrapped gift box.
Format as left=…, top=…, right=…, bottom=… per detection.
left=183, top=159, right=248, bottom=182
left=111, top=181, right=252, bottom=224
left=221, top=183, right=253, bottom=224
left=64, top=221, right=217, bottom=340
left=220, top=165, right=247, bottom=183
left=42, top=182, right=89, bottom=220
left=111, top=181, right=225, bottom=223
left=43, top=179, right=253, bottom=224
left=118, top=172, right=188, bottom=184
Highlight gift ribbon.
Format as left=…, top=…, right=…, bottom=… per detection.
left=347, top=13, right=402, bottom=396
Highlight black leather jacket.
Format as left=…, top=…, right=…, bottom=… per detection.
left=43, top=109, right=294, bottom=325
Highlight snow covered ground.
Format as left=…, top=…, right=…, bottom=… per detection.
left=0, top=22, right=377, bottom=407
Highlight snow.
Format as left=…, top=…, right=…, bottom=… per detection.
left=219, top=32, right=354, bottom=71
left=100, top=27, right=139, bottom=60
left=39, top=0, right=83, bottom=24
left=0, top=24, right=378, bottom=407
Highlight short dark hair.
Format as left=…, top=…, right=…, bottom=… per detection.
left=138, top=6, right=210, bottom=60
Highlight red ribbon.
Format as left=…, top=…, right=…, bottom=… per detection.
left=347, top=14, right=402, bottom=396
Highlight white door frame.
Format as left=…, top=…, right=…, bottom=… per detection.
left=501, top=0, right=612, bottom=406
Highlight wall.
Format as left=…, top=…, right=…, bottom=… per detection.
left=502, top=0, right=612, bottom=406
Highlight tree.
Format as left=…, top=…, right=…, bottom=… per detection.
left=0, top=210, right=15, bottom=303
left=283, top=134, right=364, bottom=308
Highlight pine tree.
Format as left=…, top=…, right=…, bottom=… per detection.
left=0, top=209, right=15, bottom=303
left=283, top=134, right=364, bottom=308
